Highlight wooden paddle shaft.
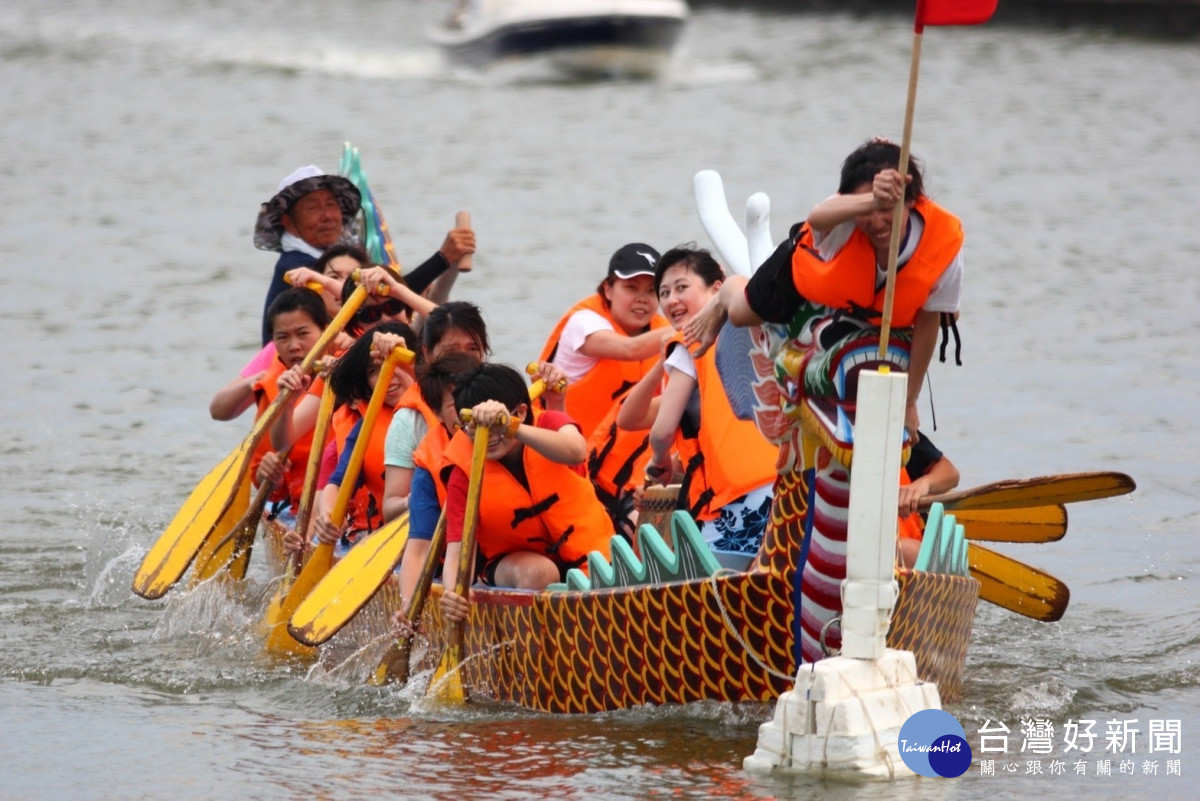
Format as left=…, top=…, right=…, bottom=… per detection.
left=455, top=211, right=473, bottom=272
left=330, top=346, right=413, bottom=524
left=293, top=381, right=337, bottom=550
left=877, top=30, right=924, bottom=358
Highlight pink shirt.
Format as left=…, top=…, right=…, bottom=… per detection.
left=241, top=343, right=277, bottom=378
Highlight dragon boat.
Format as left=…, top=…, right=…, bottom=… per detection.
left=261, top=315, right=982, bottom=714
left=135, top=154, right=1128, bottom=725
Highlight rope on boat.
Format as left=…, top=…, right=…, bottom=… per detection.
left=704, top=571, right=795, bottom=683
left=817, top=666, right=894, bottom=777
left=819, top=615, right=842, bottom=658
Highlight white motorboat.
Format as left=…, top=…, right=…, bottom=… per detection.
left=429, top=0, right=689, bottom=79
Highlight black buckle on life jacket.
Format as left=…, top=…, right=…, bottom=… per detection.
left=544, top=524, right=576, bottom=560
left=677, top=451, right=705, bottom=515
left=689, top=487, right=716, bottom=521
left=588, top=423, right=620, bottom=478
left=511, top=493, right=559, bottom=528
left=611, top=436, right=650, bottom=489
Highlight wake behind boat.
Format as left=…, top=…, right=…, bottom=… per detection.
left=429, top=0, right=689, bottom=79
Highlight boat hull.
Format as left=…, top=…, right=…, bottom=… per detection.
left=265, top=471, right=978, bottom=713
left=431, top=11, right=686, bottom=78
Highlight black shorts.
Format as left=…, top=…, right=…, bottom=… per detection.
left=479, top=551, right=574, bottom=587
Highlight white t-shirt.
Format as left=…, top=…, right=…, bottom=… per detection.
left=664, top=343, right=702, bottom=425
left=551, top=308, right=614, bottom=383
left=814, top=207, right=962, bottom=314
left=664, top=342, right=697, bottom=380
left=383, top=407, right=427, bottom=470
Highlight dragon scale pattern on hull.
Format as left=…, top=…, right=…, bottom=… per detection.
left=266, top=458, right=977, bottom=712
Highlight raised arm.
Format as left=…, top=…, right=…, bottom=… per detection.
left=357, top=266, right=439, bottom=319
left=527, top=361, right=569, bottom=413
left=578, top=326, right=672, bottom=362
left=423, top=222, right=475, bottom=306
left=283, top=266, right=342, bottom=296
left=807, top=168, right=906, bottom=234
left=518, top=419, right=587, bottom=465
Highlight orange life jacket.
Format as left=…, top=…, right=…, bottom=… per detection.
left=441, top=417, right=614, bottom=571
left=413, top=422, right=453, bottom=505
left=393, top=383, right=442, bottom=441
left=393, top=382, right=454, bottom=504
left=539, top=293, right=669, bottom=438
left=250, top=357, right=314, bottom=507
left=330, top=404, right=359, bottom=462
left=790, top=198, right=963, bottom=328
left=353, top=403, right=396, bottom=532
left=586, top=400, right=654, bottom=502
left=328, top=401, right=396, bottom=533
left=667, top=335, right=779, bottom=522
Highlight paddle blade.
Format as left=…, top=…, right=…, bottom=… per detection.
left=369, top=638, right=414, bottom=687
left=969, top=543, right=1069, bottom=622
left=955, top=504, right=1068, bottom=544
left=288, top=515, right=410, bottom=646
left=189, top=478, right=264, bottom=585
left=426, top=644, right=467, bottom=705
left=132, top=444, right=251, bottom=599
left=422, top=425, right=487, bottom=703
left=263, top=543, right=333, bottom=657
left=224, top=511, right=263, bottom=582
left=929, top=471, right=1135, bottom=511
left=261, top=577, right=313, bottom=660
left=370, top=513, right=448, bottom=687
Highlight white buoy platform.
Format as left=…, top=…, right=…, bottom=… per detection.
left=744, top=369, right=943, bottom=778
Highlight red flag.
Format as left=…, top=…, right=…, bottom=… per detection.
left=914, top=0, right=998, bottom=30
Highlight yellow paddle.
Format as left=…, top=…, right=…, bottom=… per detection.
left=263, top=342, right=415, bottom=657
left=290, top=375, right=335, bottom=544
left=953, top=504, right=1067, bottom=544
left=922, top=471, right=1135, bottom=512
left=185, top=474, right=252, bottom=585
left=286, top=511, right=410, bottom=647
left=188, top=445, right=292, bottom=584
left=131, top=284, right=372, bottom=600
left=261, top=377, right=337, bottom=655
left=917, top=473, right=1134, bottom=619
left=369, top=511, right=447, bottom=686
left=425, top=419, right=490, bottom=704
left=969, top=542, right=1069, bottom=622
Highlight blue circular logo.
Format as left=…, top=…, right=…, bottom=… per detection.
left=897, top=709, right=972, bottom=777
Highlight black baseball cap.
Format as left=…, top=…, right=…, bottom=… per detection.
left=608, top=243, right=661, bottom=279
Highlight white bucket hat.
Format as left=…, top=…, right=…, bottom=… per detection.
left=253, top=165, right=362, bottom=252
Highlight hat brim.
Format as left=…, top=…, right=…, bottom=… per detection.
left=253, top=175, right=362, bottom=252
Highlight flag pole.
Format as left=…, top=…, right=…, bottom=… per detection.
left=876, top=24, right=924, bottom=360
